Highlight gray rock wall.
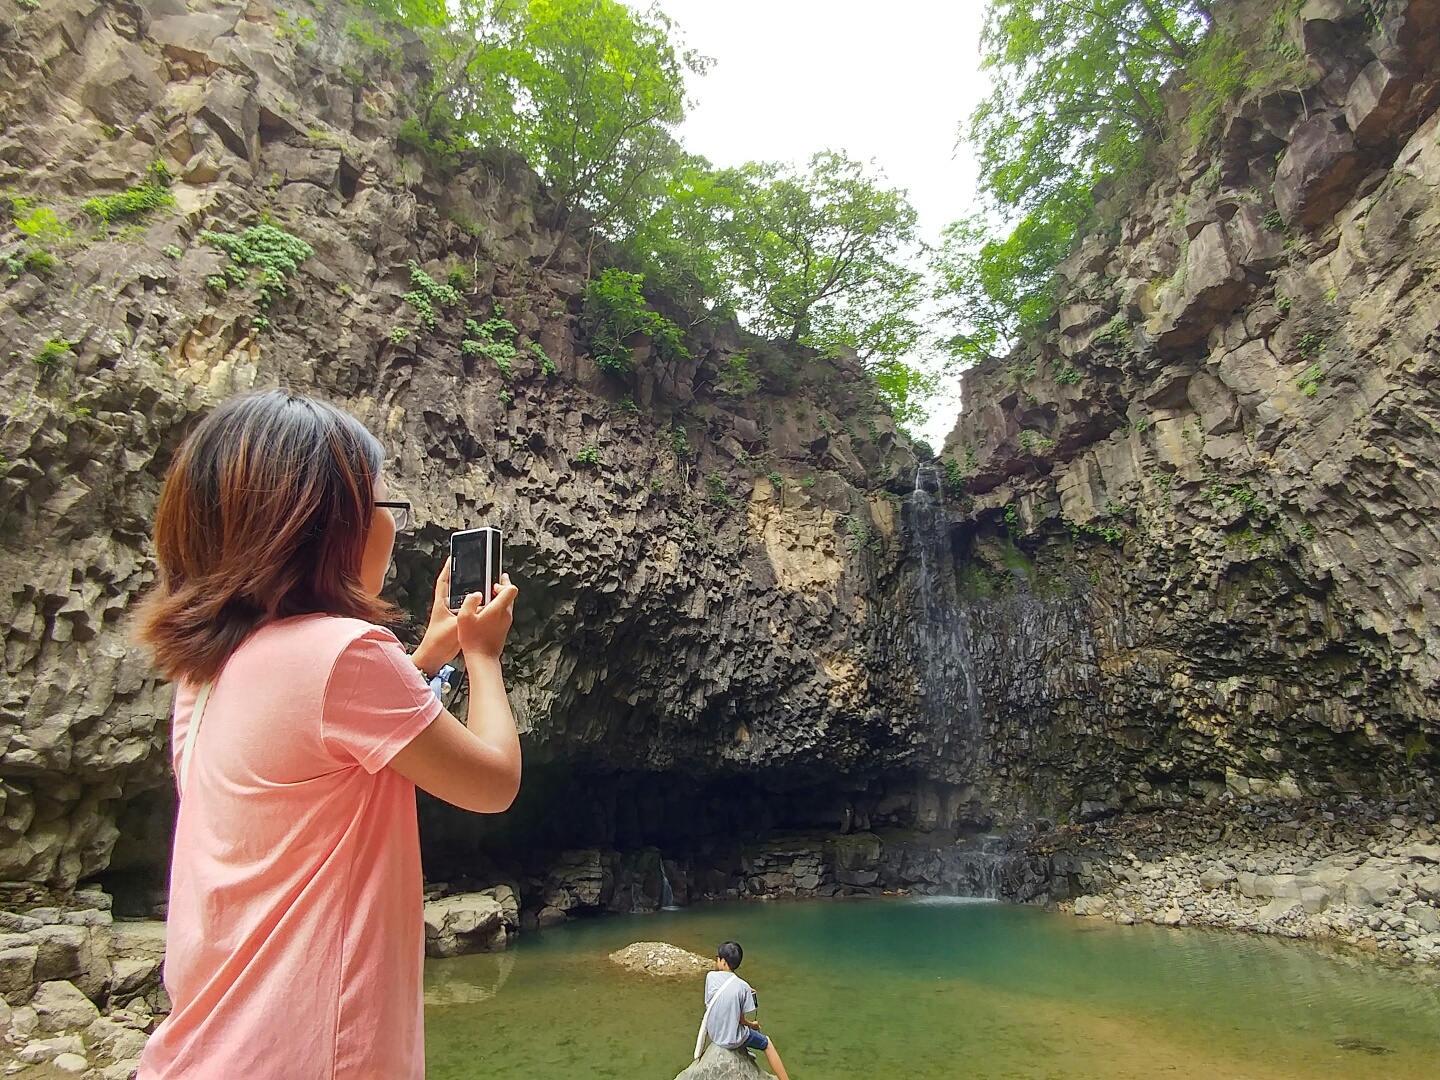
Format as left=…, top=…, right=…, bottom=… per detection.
left=941, top=0, right=1440, bottom=816
left=0, top=0, right=926, bottom=890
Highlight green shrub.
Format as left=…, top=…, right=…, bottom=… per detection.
left=206, top=275, right=229, bottom=292
left=530, top=340, right=557, bottom=376
left=716, top=351, right=758, bottom=397
left=12, top=201, right=71, bottom=244
left=35, top=338, right=73, bottom=368
left=200, top=223, right=313, bottom=306
left=162, top=244, right=184, bottom=259
left=1055, top=366, right=1083, bottom=386
left=705, top=471, right=734, bottom=507
left=942, top=457, right=966, bottom=490
left=1276, top=295, right=1292, bottom=316
left=401, top=261, right=462, bottom=329
left=575, top=445, right=601, bottom=466
left=767, top=471, right=783, bottom=492
left=616, top=394, right=638, bottom=415
left=1297, top=363, right=1324, bottom=397
left=23, top=250, right=58, bottom=277
left=1297, top=331, right=1324, bottom=360
left=582, top=268, right=688, bottom=376
left=389, top=326, right=411, bottom=344
left=462, top=315, right=518, bottom=375
left=668, top=425, right=692, bottom=460
left=445, top=262, right=474, bottom=291
left=82, top=180, right=174, bottom=225
left=1263, top=209, right=1285, bottom=232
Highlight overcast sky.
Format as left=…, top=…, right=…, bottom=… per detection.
left=656, top=0, right=992, bottom=446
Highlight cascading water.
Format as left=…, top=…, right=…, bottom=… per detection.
left=660, top=863, right=678, bottom=910
left=904, top=463, right=982, bottom=739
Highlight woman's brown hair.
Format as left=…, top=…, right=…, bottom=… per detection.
left=138, top=389, right=398, bottom=684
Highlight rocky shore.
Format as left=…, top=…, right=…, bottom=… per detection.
left=1046, top=796, right=1440, bottom=965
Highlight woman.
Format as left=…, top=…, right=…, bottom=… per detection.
left=135, top=389, right=522, bottom=1078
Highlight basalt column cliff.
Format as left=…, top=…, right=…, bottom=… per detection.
left=0, top=0, right=1436, bottom=928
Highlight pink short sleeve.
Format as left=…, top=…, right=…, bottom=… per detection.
left=322, top=627, right=442, bottom=773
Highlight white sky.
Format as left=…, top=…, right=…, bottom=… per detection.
left=656, top=0, right=993, bottom=446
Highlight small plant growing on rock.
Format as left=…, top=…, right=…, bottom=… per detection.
left=83, top=167, right=175, bottom=226
left=200, top=223, right=313, bottom=306
left=529, top=341, right=557, bottom=376
left=1297, top=332, right=1325, bottom=360
left=942, top=457, right=967, bottom=490
left=445, top=262, right=474, bottom=292
left=499, top=389, right=513, bottom=406
left=206, top=275, right=229, bottom=292
left=34, top=338, right=73, bottom=369
left=802, top=475, right=817, bottom=489
left=705, top=471, right=734, bottom=508
left=402, top=261, right=461, bottom=330
left=616, top=394, right=638, bottom=415
left=668, top=425, right=692, bottom=460
left=389, top=326, right=411, bottom=344
left=462, top=315, right=519, bottom=376
left=575, top=445, right=601, bottom=467
left=162, top=244, right=183, bottom=259
left=716, top=351, right=758, bottom=397
left=12, top=200, right=71, bottom=244
left=23, top=250, right=58, bottom=277
left=1263, top=210, right=1285, bottom=233
left=767, top=471, right=783, bottom=492
left=1003, top=504, right=1022, bottom=536
left=1055, top=366, right=1083, bottom=386
left=1093, top=315, right=1129, bottom=347
left=1275, top=295, right=1292, bottom=316
left=17, top=0, right=40, bottom=11
left=1297, top=364, right=1325, bottom=397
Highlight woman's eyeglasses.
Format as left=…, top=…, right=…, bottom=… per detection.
left=375, top=501, right=412, bottom=531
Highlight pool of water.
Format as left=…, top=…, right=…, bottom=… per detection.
left=424, top=897, right=1440, bottom=1079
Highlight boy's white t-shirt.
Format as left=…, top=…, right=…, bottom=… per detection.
left=703, top=970, right=758, bottom=1049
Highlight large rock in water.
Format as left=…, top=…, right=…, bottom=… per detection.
left=672, top=1043, right=765, bottom=1080
left=423, top=889, right=519, bottom=958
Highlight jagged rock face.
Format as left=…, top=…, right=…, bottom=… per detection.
left=942, top=0, right=1440, bottom=816
left=0, top=0, right=926, bottom=889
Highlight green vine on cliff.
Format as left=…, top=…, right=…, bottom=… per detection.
left=200, top=223, right=314, bottom=308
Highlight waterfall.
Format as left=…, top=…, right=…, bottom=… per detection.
left=660, top=863, right=679, bottom=910
left=904, top=463, right=982, bottom=735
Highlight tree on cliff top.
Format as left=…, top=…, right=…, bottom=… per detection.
left=721, top=152, right=934, bottom=426
left=935, top=0, right=1213, bottom=363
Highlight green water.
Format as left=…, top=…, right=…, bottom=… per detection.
left=425, top=897, right=1440, bottom=1079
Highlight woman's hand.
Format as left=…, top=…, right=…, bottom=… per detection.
left=411, top=559, right=460, bottom=677
left=458, top=573, right=518, bottom=661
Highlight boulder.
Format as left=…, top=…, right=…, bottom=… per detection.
left=1345, top=60, right=1415, bottom=147
left=0, top=945, right=38, bottom=1002
left=1071, top=895, right=1107, bottom=916
left=608, top=942, right=712, bottom=978
left=31, top=980, right=100, bottom=1031
left=1344, top=864, right=1404, bottom=906
left=1274, top=113, right=1364, bottom=227
left=423, top=893, right=510, bottom=958
left=673, top=1042, right=765, bottom=1080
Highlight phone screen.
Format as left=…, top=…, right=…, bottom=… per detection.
left=449, top=528, right=501, bottom=610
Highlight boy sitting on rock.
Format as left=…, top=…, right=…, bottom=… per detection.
left=697, top=940, right=792, bottom=1080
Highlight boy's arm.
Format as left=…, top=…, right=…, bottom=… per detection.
left=741, top=1013, right=762, bottom=1030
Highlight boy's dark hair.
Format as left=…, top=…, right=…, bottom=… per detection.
left=717, top=941, right=743, bottom=970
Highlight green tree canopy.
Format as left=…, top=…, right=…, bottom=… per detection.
left=936, top=0, right=1213, bottom=363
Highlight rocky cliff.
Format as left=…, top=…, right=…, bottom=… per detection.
left=1, top=0, right=1438, bottom=935
left=0, top=0, right=934, bottom=896
left=940, top=0, right=1440, bottom=819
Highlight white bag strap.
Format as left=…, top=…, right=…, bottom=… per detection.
left=694, top=973, right=737, bottom=1060
left=178, top=681, right=213, bottom=796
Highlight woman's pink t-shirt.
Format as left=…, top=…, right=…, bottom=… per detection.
left=138, top=615, right=442, bottom=1080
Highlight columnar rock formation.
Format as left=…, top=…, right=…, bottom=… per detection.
left=941, top=0, right=1440, bottom=817
left=0, top=0, right=1437, bottom=938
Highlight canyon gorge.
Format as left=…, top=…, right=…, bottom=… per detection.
left=0, top=6, right=1438, bottom=1066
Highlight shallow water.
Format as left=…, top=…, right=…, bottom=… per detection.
left=425, top=897, right=1440, bottom=1079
